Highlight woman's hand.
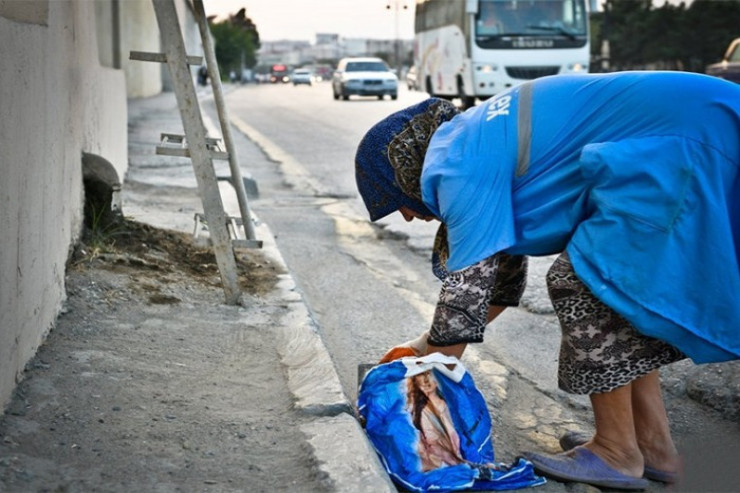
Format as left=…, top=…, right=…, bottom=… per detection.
left=378, top=330, right=430, bottom=363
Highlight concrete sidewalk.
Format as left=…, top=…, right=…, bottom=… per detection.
left=127, top=92, right=396, bottom=491
left=0, top=92, right=393, bottom=492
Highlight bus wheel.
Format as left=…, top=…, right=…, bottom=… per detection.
left=460, top=95, right=475, bottom=109
left=425, top=76, right=434, bottom=97
left=457, top=76, right=475, bottom=109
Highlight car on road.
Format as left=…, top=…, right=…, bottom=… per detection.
left=332, top=57, right=398, bottom=101
left=706, top=38, right=740, bottom=84
left=291, top=68, right=313, bottom=86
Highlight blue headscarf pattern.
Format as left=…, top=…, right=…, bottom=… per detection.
left=355, top=98, right=459, bottom=221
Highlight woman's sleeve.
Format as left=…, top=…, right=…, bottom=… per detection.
left=428, top=253, right=527, bottom=346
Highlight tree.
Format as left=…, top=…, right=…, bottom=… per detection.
left=683, top=0, right=740, bottom=72
left=590, top=0, right=740, bottom=72
left=209, top=8, right=260, bottom=79
left=602, top=0, right=654, bottom=70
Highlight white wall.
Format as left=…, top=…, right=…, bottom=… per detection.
left=0, top=0, right=127, bottom=409
left=120, top=0, right=162, bottom=97
left=0, top=0, right=201, bottom=410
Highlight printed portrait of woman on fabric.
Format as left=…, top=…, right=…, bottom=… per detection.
left=357, top=355, right=546, bottom=492
left=407, top=370, right=464, bottom=471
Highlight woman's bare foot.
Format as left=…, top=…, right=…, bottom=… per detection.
left=584, top=436, right=645, bottom=479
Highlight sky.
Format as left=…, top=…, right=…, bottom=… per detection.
left=203, top=0, right=693, bottom=43
left=203, top=0, right=418, bottom=42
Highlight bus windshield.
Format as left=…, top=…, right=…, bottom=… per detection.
left=475, top=0, right=587, bottom=38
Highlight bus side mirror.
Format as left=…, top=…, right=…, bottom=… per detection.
left=465, top=0, right=478, bottom=14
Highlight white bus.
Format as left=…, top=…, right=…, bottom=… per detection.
left=414, top=0, right=590, bottom=107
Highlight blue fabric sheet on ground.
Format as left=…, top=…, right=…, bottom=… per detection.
left=357, top=354, right=545, bottom=492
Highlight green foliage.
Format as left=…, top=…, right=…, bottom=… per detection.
left=590, top=0, right=740, bottom=72
left=209, top=7, right=260, bottom=77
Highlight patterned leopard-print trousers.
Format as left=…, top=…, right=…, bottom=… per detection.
left=547, top=253, right=685, bottom=394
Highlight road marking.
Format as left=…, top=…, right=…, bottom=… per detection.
left=230, top=115, right=324, bottom=195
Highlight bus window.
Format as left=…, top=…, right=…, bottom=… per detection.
left=476, top=0, right=586, bottom=37
left=476, top=1, right=502, bottom=35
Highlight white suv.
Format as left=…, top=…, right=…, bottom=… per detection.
left=332, top=57, right=398, bottom=101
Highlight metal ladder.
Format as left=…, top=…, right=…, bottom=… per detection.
left=130, top=0, right=261, bottom=305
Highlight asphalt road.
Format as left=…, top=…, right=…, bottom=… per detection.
left=214, top=82, right=740, bottom=491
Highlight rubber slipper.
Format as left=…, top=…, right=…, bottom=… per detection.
left=559, top=430, right=591, bottom=451
left=559, top=430, right=678, bottom=484
left=643, top=465, right=678, bottom=484
left=521, top=447, right=649, bottom=491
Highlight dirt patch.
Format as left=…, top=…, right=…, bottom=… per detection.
left=70, top=218, right=280, bottom=298
left=0, top=219, right=331, bottom=492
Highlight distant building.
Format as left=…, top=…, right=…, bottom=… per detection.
left=344, top=38, right=369, bottom=57
left=257, top=34, right=413, bottom=68
left=309, top=43, right=342, bottom=63
left=316, top=33, right=339, bottom=45
left=259, top=39, right=312, bottom=66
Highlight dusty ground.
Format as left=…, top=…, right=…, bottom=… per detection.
left=0, top=218, right=331, bottom=492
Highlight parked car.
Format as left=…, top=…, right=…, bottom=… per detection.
left=291, top=68, right=312, bottom=86
left=332, top=57, right=398, bottom=101
left=406, top=66, right=418, bottom=91
left=706, top=38, right=740, bottom=84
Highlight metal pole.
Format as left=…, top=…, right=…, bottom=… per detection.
left=193, top=0, right=258, bottom=242
left=601, top=0, right=611, bottom=72
left=395, top=1, right=401, bottom=77
left=387, top=1, right=406, bottom=79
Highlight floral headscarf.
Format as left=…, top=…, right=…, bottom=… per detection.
left=355, top=98, right=460, bottom=221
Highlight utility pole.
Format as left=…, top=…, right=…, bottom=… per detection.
left=601, top=0, right=610, bottom=72
left=386, top=1, right=408, bottom=79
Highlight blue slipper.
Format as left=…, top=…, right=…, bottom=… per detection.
left=559, top=430, right=678, bottom=484
left=521, top=447, right=649, bottom=491
left=643, top=465, right=678, bottom=484
left=558, top=430, right=592, bottom=451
